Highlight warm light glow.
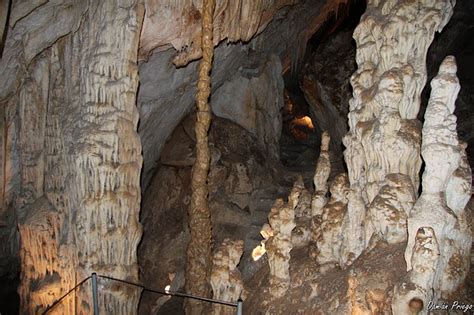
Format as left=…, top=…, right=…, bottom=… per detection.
left=165, top=285, right=170, bottom=294
left=251, top=242, right=266, bottom=261
left=292, top=116, right=314, bottom=130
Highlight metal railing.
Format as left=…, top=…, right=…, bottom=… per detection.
left=42, top=273, right=243, bottom=315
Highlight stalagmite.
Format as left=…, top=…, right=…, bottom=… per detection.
left=311, top=131, right=331, bottom=216
left=308, top=131, right=331, bottom=257
left=185, top=0, right=215, bottom=313
left=366, top=173, right=416, bottom=244
left=313, top=173, right=350, bottom=270
left=211, top=239, right=245, bottom=315
left=393, top=56, right=472, bottom=313
left=340, top=0, right=457, bottom=267
left=291, top=176, right=312, bottom=248
left=266, top=186, right=298, bottom=298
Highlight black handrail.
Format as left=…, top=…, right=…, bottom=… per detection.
left=42, top=273, right=242, bottom=314
left=96, top=274, right=238, bottom=307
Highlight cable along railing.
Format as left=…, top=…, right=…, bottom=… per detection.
left=42, top=273, right=243, bottom=315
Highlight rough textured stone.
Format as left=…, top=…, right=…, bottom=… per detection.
left=394, top=57, right=472, bottom=312
left=211, top=239, right=245, bottom=315
left=139, top=0, right=296, bottom=64
left=2, top=1, right=145, bottom=313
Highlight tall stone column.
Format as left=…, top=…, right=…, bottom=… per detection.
left=341, top=0, right=456, bottom=264
left=15, top=1, right=144, bottom=314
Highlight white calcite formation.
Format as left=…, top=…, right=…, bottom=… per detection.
left=337, top=0, right=457, bottom=268
left=265, top=185, right=299, bottom=298
left=211, top=239, right=245, bottom=315
left=6, top=1, right=145, bottom=314
left=393, top=56, right=472, bottom=313
left=313, top=173, right=350, bottom=269
left=311, top=131, right=331, bottom=216
left=291, top=176, right=313, bottom=248
left=366, top=173, right=416, bottom=244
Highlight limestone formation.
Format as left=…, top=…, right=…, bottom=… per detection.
left=394, top=56, right=472, bottom=312
left=366, top=173, right=416, bottom=245
left=291, top=177, right=312, bottom=248
left=211, top=55, right=285, bottom=161
left=251, top=223, right=273, bottom=262
left=211, top=239, right=245, bottom=315
left=313, top=174, right=350, bottom=269
left=5, top=1, right=145, bottom=313
left=140, top=0, right=295, bottom=64
left=311, top=131, right=331, bottom=216
left=266, top=185, right=298, bottom=298
left=185, top=0, right=215, bottom=313
left=340, top=0, right=457, bottom=267
left=307, top=131, right=331, bottom=253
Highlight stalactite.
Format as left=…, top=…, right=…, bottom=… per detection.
left=140, top=0, right=295, bottom=64
left=184, top=0, right=215, bottom=313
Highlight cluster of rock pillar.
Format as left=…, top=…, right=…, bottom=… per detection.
left=7, top=1, right=144, bottom=314
left=256, top=0, right=472, bottom=312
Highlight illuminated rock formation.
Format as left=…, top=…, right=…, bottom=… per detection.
left=314, top=173, right=350, bottom=269
left=211, top=239, right=245, bottom=315
left=4, top=1, right=144, bottom=313
left=393, top=56, right=472, bottom=312
left=291, top=176, right=312, bottom=248
left=341, top=0, right=457, bottom=264
left=266, top=186, right=298, bottom=298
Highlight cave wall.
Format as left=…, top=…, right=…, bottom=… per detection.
left=137, top=0, right=351, bottom=189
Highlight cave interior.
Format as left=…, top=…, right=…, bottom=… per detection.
left=0, top=0, right=473, bottom=314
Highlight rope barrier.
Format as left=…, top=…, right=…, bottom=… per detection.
left=41, top=273, right=243, bottom=314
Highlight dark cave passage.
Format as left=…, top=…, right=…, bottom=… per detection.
left=279, top=0, right=366, bottom=176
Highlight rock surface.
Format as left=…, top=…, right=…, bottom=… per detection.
left=210, top=239, right=245, bottom=315
left=2, top=1, right=144, bottom=313
left=394, top=56, right=472, bottom=313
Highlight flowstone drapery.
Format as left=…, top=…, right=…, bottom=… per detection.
left=8, top=1, right=145, bottom=313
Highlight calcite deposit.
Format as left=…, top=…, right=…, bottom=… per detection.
left=338, top=0, right=459, bottom=267
left=313, top=173, right=350, bottom=269
left=266, top=185, right=298, bottom=298
left=393, top=56, right=472, bottom=313
left=3, top=1, right=145, bottom=313
left=140, top=0, right=296, bottom=65
left=211, top=239, right=245, bottom=315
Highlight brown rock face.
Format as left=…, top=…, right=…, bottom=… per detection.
left=139, top=0, right=296, bottom=64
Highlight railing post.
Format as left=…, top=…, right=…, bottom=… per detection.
left=91, top=273, right=100, bottom=315
left=236, top=298, right=243, bottom=315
